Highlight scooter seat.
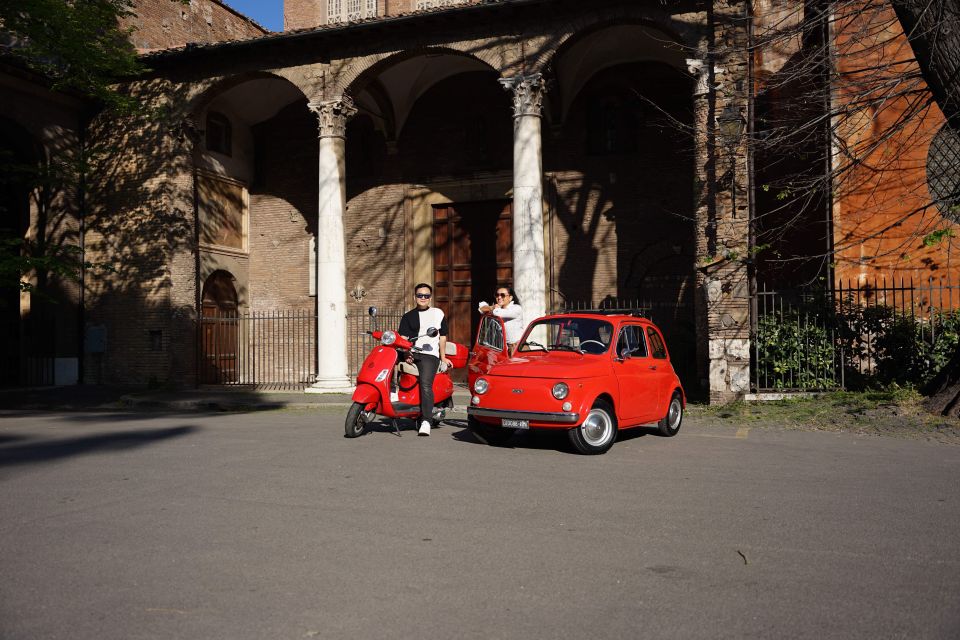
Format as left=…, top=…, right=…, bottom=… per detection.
left=398, top=361, right=419, bottom=376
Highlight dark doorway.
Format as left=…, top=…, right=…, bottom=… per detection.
left=0, top=120, right=40, bottom=386
left=433, top=200, right=512, bottom=354
left=200, top=271, right=239, bottom=383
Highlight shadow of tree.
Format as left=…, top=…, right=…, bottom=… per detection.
left=0, top=425, right=198, bottom=468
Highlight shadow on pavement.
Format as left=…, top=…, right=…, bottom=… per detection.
left=447, top=419, right=659, bottom=453
left=0, top=426, right=199, bottom=469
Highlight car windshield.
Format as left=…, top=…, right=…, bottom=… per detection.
left=517, top=317, right=614, bottom=355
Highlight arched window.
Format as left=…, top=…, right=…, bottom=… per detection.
left=927, top=123, right=960, bottom=222
left=205, top=111, right=232, bottom=156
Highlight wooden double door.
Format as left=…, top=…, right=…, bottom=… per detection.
left=433, top=200, right=513, bottom=354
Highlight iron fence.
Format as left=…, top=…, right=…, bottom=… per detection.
left=199, top=307, right=411, bottom=389
left=0, top=309, right=55, bottom=387
left=552, top=295, right=698, bottom=392
left=347, top=306, right=404, bottom=377
left=753, top=277, right=960, bottom=392
left=200, top=309, right=316, bottom=389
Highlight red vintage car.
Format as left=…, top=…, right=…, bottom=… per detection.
left=467, top=311, right=685, bottom=454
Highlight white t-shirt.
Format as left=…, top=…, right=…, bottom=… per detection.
left=399, top=306, right=447, bottom=355
left=493, top=302, right=524, bottom=344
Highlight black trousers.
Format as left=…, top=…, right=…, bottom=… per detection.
left=412, top=353, right=439, bottom=420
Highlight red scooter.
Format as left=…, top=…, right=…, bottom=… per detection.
left=345, top=309, right=467, bottom=437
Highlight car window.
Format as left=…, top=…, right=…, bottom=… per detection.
left=478, top=315, right=504, bottom=351
left=647, top=326, right=667, bottom=359
left=518, top=318, right=613, bottom=355
left=616, top=325, right=648, bottom=358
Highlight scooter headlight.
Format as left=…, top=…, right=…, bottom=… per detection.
left=380, top=330, right=397, bottom=345
left=552, top=382, right=569, bottom=400
left=474, top=378, right=489, bottom=395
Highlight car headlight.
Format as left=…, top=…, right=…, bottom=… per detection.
left=380, top=330, right=397, bottom=345
left=552, top=382, right=569, bottom=400
left=474, top=378, right=489, bottom=395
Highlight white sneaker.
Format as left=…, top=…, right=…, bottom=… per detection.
left=418, top=420, right=431, bottom=437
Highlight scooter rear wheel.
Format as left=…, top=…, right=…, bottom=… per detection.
left=345, top=401, right=369, bottom=438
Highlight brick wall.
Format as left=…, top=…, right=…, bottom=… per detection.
left=83, top=96, right=197, bottom=386
left=123, top=0, right=268, bottom=51
left=248, top=101, right=317, bottom=312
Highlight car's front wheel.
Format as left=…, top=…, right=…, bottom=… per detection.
left=657, top=391, right=683, bottom=437
left=568, top=399, right=617, bottom=455
left=468, top=415, right=515, bottom=446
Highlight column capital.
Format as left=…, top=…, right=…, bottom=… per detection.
left=308, top=95, right=358, bottom=138
left=499, top=73, right=547, bottom=118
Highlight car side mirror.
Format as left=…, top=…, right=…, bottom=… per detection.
left=616, top=346, right=637, bottom=362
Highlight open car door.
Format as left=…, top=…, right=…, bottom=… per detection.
left=468, top=313, right=509, bottom=389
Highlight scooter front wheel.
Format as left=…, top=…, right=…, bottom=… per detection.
left=345, top=401, right=370, bottom=438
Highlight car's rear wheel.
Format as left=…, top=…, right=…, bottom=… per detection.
left=468, top=415, right=516, bottom=446
left=568, top=399, right=617, bottom=455
left=657, top=391, right=683, bottom=437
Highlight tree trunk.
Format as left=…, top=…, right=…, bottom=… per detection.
left=891, top=0, right=960, bottom=125
left=890, top=1, right=960, bottom=415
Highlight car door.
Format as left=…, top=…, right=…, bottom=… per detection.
left=613, top=324, right=660, bottom=424
left=645, top=325, right=674, bottom=411
left=468, top=313, right=508, bottom=388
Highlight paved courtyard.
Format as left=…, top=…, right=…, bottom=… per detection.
left=1, top=408, right=958, bottom=639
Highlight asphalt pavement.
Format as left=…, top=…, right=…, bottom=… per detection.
left=1, top=407, right=958, bottom=639
left=0, top=384, right=473, bottom=412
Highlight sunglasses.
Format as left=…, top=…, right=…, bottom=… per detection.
left=496, top=293, right=509, bottom=298
left=415, top=293, right=432, bottom=299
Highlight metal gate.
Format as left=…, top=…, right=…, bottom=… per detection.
left=200, top=309, right=316, bottom=389
left=200, top=307, right=411, bottom=388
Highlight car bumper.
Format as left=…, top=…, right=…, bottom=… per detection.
left=467, top=407, right=581, bottom=424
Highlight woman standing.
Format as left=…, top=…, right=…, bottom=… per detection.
left=479, top=286, right=523, bottom=354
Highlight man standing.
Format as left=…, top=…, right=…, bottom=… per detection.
left=398, top=283, right=452, bottom=436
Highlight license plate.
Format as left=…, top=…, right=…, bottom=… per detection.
left=502, top=418, right=529, bottom=429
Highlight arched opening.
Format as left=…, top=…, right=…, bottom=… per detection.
left=343, top=51, right=514, bottom=351
left=545, top=25, right=697, bottom=389
left=200, top=270, right=239, bottom=383
left=0, top=118, right=43, bottom=386
left=191, top=74, right=316, bottom=317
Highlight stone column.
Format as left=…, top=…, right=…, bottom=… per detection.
left=500, top=73, right=547, bottom=323
left=688, top=40, right=751, bottom=404
left=306, top=96, right=357, bottom=394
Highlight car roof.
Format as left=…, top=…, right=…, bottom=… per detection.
left=542, top=312, right=657, bottom=326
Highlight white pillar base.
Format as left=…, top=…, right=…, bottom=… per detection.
left=305, top=377, right=355, bottom=394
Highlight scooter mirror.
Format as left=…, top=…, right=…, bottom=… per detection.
left=368, top=306, right=378, bottom=317
left=426, top=327, right=439, bottom=337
